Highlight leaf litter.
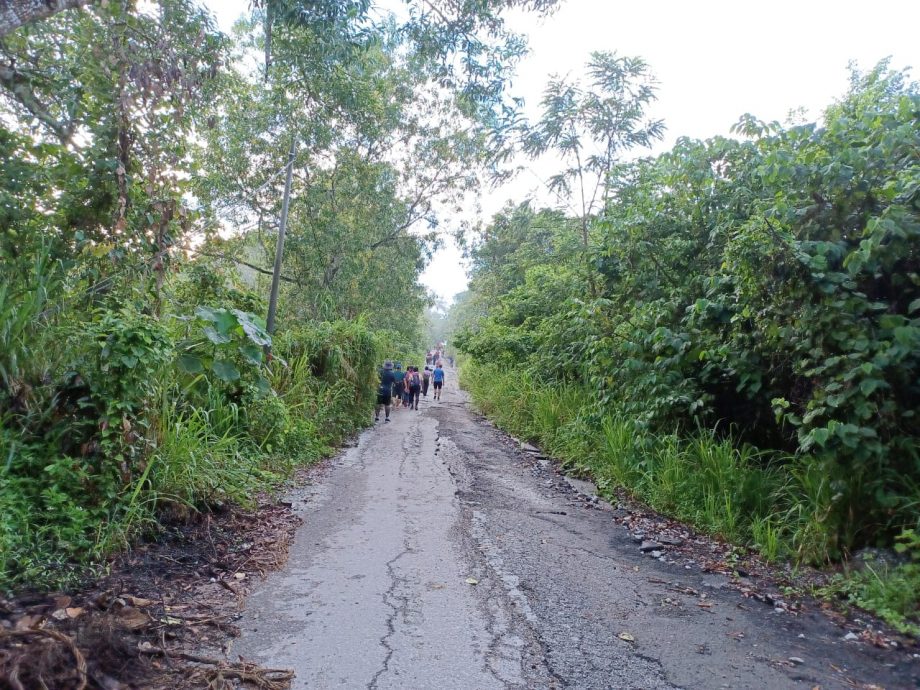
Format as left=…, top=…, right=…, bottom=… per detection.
left=0, top=487, right=309, bottom=689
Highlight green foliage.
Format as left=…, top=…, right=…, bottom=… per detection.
left=824, top=529, right=920, bottom=635
left=456, top=62, right=920, bottom=563
left=147, top=387, right=260, bottom=510
left=176, top=306, right=272, bottom=389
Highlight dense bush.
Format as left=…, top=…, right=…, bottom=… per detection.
left=456, top=63, right=920, bottom=560
left=0, top=266, right=385, bottom=590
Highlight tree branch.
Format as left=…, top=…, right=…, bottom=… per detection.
left=0, top=63, right=74, bottom=143
left=0, top=0, right=92, bottom=39
left=191, top=249, right=302, bottom=285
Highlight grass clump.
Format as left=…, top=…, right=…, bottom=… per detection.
left=823, top=530, right=920, bottom=635
left=461, top=362, right=849, bottom=565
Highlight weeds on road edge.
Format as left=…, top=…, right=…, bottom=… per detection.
left=459, top=362, right=920, bottom=636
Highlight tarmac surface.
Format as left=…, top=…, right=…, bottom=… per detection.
left=234, top=376, right=917, bottom=689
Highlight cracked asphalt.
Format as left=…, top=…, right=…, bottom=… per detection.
left=234, top=379, right=917, bottom=689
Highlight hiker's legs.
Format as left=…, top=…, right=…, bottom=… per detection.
left=376, top=394, right=391, bottom=420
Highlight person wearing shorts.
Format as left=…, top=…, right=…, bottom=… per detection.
left=392, top=363, right=405, bottom=408
left=432, top=363, right=445, bottom=400
left=376, top=360, right=395, bottom=422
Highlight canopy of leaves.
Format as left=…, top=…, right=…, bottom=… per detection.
left=0, top=0, right=557, bottom=589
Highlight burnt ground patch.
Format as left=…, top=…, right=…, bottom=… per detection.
left=0, top=463, right=335, bottom=690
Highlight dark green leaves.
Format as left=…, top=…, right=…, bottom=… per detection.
left=454, top=60, right=920, bottom=555
left=177, top=306, right=272, bottom=389
left=177, top=353, right=205, bottom=374
left=211, top=359, right=241, bottom=382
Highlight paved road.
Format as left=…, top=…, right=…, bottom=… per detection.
left=234, top=378, right=916, bottom=689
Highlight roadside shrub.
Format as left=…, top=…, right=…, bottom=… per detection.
left=455, top=63, right=920, bottom=558
left=147, top=391, right=258, bottom=511
left=242, top=388, right=291, bottom=449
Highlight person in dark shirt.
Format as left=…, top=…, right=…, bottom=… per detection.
left=422, top=365, right=432, bottom=397
left=406, top=366, right=422, bottom=410
left=376, top=360, right=396, bottom=422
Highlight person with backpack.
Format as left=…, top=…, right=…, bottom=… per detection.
left=375, top=360, right=395, bottom=422
left=406, top=365, right=422, bottom=410
left=392, top=363, right=406, bottom=409
left=432, top=363, right=445, bottom=400
left=421, top=365, right=431, bottom=397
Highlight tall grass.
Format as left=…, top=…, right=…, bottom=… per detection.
left=461, top=362, right=842, bottom=564
left=148, top=388, right=260, bottom=508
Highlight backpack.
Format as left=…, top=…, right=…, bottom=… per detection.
left=410, top=371, right=421, bottom=387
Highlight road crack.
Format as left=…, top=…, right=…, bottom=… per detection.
left=367, top=538, right=413, bottom=690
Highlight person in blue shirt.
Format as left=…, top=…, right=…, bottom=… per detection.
left=392, top=363, right=406, bottom=407
left=432, top=363, right=445, bottom=400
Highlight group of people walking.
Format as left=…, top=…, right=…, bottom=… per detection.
left=375, top=359, right=445, bottom=422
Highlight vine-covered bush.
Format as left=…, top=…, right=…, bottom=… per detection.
left=0, top=274, right=385, bottom=590
left=456, top=63, right=920, bottom=558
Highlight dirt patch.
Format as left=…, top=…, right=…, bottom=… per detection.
left=0, top=465, right=329, bottom=690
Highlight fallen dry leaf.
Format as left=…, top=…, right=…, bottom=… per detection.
left=65, top=607, right=85, bottom=618
left=117, top=606, right=149, bottom=630
left=123, top=595, right=155, bottom=607
left=14, top=614, right=44, bottom=630
left=618, top=632, right=635, bottom=642
left=465, top=577, right=479, bottom=585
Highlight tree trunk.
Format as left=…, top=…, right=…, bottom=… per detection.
left=0, top=0, right=90, bottom=38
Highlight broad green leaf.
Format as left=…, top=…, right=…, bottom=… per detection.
left=196, top=306, right=237, bottom=335
left=240, top=343, right=263, bottom=365
left=177, top=354, right=205, bottom=374
left=203, top=326, right=232, bottom=345
left=811, top=428, right=830, bottom=447
left=211, top=359, right=240, bottom=382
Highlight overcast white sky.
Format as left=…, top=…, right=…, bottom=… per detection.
left=204, top=0, right=920, bottom=304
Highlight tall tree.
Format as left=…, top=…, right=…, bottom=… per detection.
left=523, top=52, right=664, bottom=295
left=0, top=0, right=224, bottom=305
